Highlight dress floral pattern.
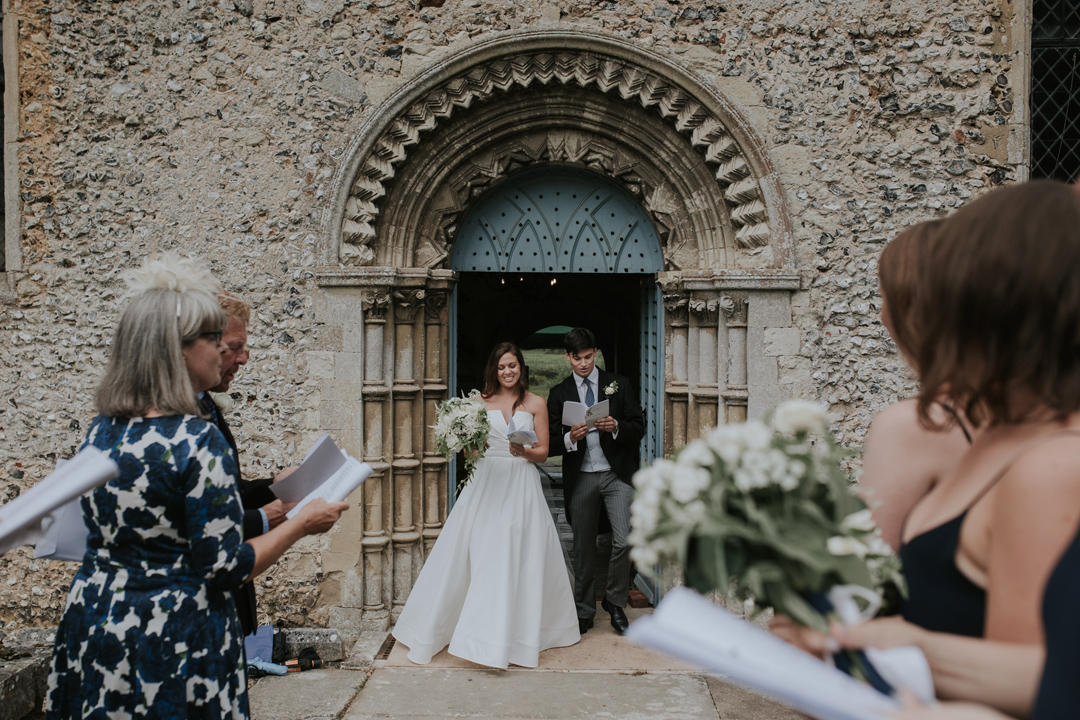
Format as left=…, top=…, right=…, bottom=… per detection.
left=46, top=414, right=256, bottom=720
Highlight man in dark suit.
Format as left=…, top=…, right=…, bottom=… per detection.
left=547, top=328, right=644, bottom=636
left=203, top=293, right=296, bottom=637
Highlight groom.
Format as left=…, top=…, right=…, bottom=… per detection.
left=547, top=328, right=644, bottom=636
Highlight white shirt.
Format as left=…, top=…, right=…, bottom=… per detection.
left=563, top=368, right=618, bottom=472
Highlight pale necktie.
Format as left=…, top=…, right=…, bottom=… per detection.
left=584, top=378, right=595, bottom=407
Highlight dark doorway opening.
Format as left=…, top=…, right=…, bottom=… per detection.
left=454, top=271, right=648, bottom=400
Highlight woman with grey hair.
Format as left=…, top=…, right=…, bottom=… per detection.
left=45, top=253, right=348, bottom=720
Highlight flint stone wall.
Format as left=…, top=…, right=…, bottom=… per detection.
left=0, top=0, right=1024, bottom=629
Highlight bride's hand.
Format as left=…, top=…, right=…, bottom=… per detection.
left=509, top=442, right=527, bottom=459
left=464, top=447, right=482, bottom=462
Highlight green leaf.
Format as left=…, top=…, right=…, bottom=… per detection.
left=772, top=584, right=829, bottom=632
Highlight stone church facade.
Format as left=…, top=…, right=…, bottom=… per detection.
left=0, top=0, right=1026, bottom=635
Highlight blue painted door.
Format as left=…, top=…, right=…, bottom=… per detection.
left=451, top=165, right=663, bottom=275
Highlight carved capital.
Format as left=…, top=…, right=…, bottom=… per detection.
left=393, top=289, right=426, bottom=322
left=719, top=294, right=748, bottom=326
left=424, top=291, right=447, bottom=322
left=663, top=288, right=689, bottom=324
left=361, top=290, right=391, bottom=319
left=689, top=296, right=720, bottom=325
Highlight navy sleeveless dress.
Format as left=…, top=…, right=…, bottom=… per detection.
left=897, top=428, right=1079, bottom=638
left=1033, top=523, right=1080, bottom=718
left=897, top=411, right=984, bottom=637
left=898, top=512, right=985, bottom=637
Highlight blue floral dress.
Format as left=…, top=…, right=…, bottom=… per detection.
left=46, top=414, right=256, bottom=719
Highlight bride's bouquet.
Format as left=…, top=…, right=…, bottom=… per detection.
left=432, top=389, right=491, bottom=491
left=629, top=400, right=904, bottom=690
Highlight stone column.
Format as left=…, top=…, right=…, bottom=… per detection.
left=690, top=295, right=720, bottom=434
left=662, top=283, right=690, bottom=450
left=359, top=289, right=392, bottom=631
left=390, top=289, right=425, bottom=619
left=721, top=293, right=749, bottom=423
left=421, top=292, right=449, bottom=558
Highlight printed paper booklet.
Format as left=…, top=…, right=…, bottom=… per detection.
left=274, top=433, right=373, bottom=519
left=0, top=447, right=118, bottom=557
left=625, top=587, right=900, bottom=720
left=561, top=399, right=609, bottom=428
left=506, top=415, right=538, bottom=447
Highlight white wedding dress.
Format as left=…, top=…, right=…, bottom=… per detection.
left=392, top=409, right=580, bottom=668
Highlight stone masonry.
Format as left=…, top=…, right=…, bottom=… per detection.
left=0, top=0, right=1024, bottom=633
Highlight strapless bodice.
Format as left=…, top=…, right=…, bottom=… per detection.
left=485, top=410, right=534, bottom=459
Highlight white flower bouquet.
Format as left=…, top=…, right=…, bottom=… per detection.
left=629, top=400, right=904, bottom=689
left=432, top=389, right=491, bottom=491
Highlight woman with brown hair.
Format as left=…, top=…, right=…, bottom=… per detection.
left=392, top=342, right=579, bottom=669
left=835, top=180, right=1080, bottom=717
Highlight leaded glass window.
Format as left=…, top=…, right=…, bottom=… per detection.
left=1031, top=0, right=1080, bottom=181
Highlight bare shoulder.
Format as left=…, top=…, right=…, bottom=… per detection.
left=523, top=391, right=547, bottom=415
left=999, top=430, right=1080, bottom=498
left=867, top=398, right=967, bottom=449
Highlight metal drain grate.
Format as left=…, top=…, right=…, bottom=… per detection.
left=375, top=634, right=396, bottom=660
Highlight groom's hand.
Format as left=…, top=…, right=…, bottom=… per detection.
left=569, top=423, right=589, bottom=443
left=593, top=417, right=618, bottom=433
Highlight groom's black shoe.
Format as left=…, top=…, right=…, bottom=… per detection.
left=602, top=598, right=629, bottom=635
left=578, top=618, right=594, bottom=635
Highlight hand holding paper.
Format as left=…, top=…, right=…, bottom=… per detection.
left=625, top=587, right=901, bottom=720
left=276, top=434, right=373, bottom=520
left=562, top=400, right=609, bottom=429
left=506, top=415, right=538, bottom=447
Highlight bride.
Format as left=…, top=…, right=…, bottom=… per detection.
left=392, top=341, right=580, bottom=668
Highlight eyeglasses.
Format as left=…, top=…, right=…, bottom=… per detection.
left=198, top=330, right=223, bottom=344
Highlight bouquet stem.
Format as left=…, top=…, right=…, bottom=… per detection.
left=806, top=592, right=895, bottom=696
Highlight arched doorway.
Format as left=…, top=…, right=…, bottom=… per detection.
left=447, top=165, right=665, bottom=501
left=313, top=30, right=802, bottom=632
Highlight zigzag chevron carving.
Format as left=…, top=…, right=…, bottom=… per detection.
left=341, top=51, right=770, bottom=265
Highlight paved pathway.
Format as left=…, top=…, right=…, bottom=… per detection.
left=249, top=608, right=805, bottom=720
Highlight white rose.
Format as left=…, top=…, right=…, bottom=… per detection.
left=677, top=439, right=714, bottom=467
left=209, top=391, right=234, bottom=414
left=733, top=468, right=763, bottom=492
left=683, top=499, right=707, bottom=522
left=839, top=509, right=877, bottom=533
left=773, top=400, right=829, bottom=435
left=670, top=466, right=710, bottom=504
left=630, top=545, right=660, bottom=568
left=827, top=535, right=869, bottom=559
left=706, top=426, right=744, bottom=466
left=741, top=421, right=773, bottom=450
left=630, top=494, right=660, bottom=531
left=865, top=533, right=893, bottom=558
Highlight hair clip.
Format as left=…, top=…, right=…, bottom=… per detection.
left=176, top=297, right=182, bottom=318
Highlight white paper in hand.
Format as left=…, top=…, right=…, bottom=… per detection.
left=624, top=587, right=899, bottom=720
left=562, top=400, right=609, bottom=428
left=506, top=415, right=537, bottom=447
left=34, top=496, right=90, bottom=561
left=286, top=457, right=373, bottom=519
left=272, top=434, right=347, bottom=503
left=0, top=447, right=118, bottom=556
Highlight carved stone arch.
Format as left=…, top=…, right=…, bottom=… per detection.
left=324, top=29, right=795, bottom=271
left=377, top=85, right=736, bottom=272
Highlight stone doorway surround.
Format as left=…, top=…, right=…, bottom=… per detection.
left=312, top=30, right=802, bottom=633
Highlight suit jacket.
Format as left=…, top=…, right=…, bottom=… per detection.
left=202, top=395, right=275, bottom=636
left=546, top=370, right=645, bottom=525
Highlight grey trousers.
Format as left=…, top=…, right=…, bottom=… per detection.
left=569, top=469, right=633, bottom=620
